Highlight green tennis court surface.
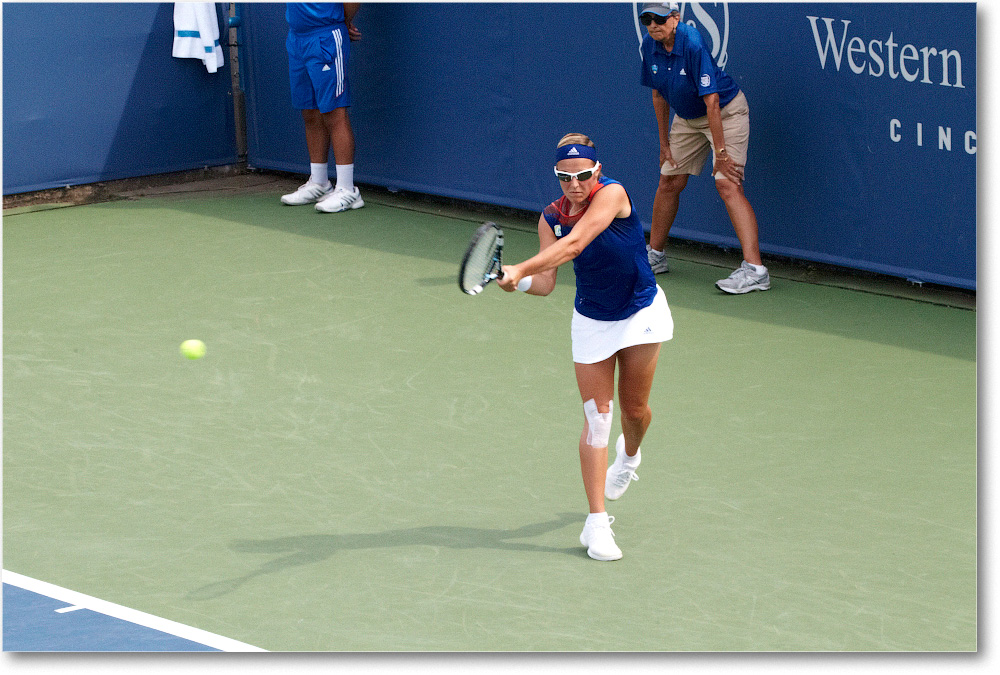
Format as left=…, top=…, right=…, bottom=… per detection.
left=2, top=184, right=976, bottom=651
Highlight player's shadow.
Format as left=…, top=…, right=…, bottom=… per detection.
left=188, top=512, right=584, bottom=600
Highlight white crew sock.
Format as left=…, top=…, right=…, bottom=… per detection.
left=586, top=511, right=610, bottom=525
left=310, top=163, right=330, bottom=186
left=335, top=164, right=355, bottom=192
left=746, top=262, right=767, bottom=275
left=623, top=448, right=641, bottom=466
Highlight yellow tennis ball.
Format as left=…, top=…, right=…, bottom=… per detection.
left=180, top=339, right=206, bottom=360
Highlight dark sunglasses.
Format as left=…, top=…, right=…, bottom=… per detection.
left=640, top=13, right=672, bottom=26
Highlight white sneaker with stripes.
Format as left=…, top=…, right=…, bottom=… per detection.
left=315, top=186, right=365, bottom=213
left=281, top=181, right=333, bottom=205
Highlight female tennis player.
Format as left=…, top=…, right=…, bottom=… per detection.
left=498, top=133, right=673, bottom=561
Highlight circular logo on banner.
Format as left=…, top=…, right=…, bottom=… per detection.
left=634, top=2, right=730, bottom=69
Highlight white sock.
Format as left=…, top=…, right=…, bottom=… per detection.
left=310, top=163, right=330, bottom=186
left=746, top=262, right=767, bottom=275
left=586, top=512, right=609, bottom=525
left=335, top=164, right=355, bottom=192
left=623, top=448, right=641, bottom=467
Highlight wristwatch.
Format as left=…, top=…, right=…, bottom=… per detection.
left=716, top=146, right=728, bottom=158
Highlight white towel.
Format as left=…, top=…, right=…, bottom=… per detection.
left=172, top=3, right=224, bottom=73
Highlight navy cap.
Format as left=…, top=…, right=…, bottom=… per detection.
left=640, top=2, right=680, bottom=16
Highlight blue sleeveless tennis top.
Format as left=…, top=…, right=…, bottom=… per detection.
left=542, top=176, right=657, bottom=321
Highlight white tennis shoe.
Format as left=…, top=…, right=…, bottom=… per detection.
left=606, top=434, right=640, bottom=501
left=580, top=512, right=623, bottom=561
left=316, top=186, right=365, bottom=213
left=281, top=180, right=333, bottom=205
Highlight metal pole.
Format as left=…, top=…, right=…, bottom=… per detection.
left=228, top=3, right=247, bottom=163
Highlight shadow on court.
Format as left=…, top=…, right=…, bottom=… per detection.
left=187, top=513, right=583, bottom=600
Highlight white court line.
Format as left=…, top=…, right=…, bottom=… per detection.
left=3, top=569, right=267, bottom=652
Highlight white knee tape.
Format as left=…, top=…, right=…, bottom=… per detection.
left=584, top=399, right=613, bottom=448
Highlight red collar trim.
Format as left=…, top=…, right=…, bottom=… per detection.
left=556, top=181, right=605, bottom=226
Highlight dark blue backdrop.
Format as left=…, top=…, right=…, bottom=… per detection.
left=241, top=2, right=976, bottom=289
left=2, top=2, right=237, bottom=194
left=1, top=3, right=975, bottom=290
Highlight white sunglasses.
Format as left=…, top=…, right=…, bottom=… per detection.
left=554, top=161, right=601, bottom=182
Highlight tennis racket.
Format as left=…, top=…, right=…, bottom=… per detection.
left=458, top=222, right=505, bottom=295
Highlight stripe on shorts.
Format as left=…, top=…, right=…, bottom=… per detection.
left=333, top=29, right=344, bottom=96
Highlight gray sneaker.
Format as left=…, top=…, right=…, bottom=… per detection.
left=647, top=245, right=669, bottom=273
left=716, top=261, right=771, bottom=294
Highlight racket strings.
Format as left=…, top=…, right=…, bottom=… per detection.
left=463, top=232, right=499, bottom=290
left=459, top=222, right=503, bottom=295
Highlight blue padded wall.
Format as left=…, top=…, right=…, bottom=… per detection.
left=241, top=2, right=975, bottom=289
left=3, top=2, right=237, bottom=194
left=10, top=3, right=968, bottom=289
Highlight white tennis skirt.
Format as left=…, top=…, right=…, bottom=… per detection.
left=571, top=285, right=673, bottom=364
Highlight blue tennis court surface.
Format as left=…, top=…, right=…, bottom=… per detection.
left=3, top=583, right=217, bottom=652
left=2, top=572, right=263, bottom=652
left=3, top=583, right=217, bottom=651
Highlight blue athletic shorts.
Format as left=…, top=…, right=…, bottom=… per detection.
left=286, top=24, right=350, bottom=112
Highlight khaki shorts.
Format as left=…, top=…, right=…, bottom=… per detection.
left=661, top=90, right=749, bottom=181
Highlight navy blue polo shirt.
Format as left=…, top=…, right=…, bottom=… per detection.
left=640, top=22, right=740, bottom=120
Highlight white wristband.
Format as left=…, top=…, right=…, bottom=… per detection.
left=517, top=276, right=533, bottom=292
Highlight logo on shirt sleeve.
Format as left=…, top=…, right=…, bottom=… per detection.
left=701, top=74, right=711, bottom=87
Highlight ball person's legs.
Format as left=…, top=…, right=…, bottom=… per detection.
left=649, top=173, right=688, bottom=253
left=301, top=109, right=332, bottom=163
left=715, top=176, right=762, bottom=266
